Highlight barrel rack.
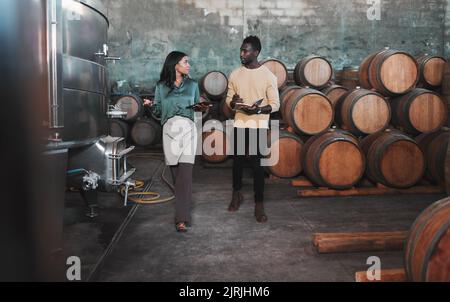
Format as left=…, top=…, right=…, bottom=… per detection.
left=290, top=176, right=445, bottom=197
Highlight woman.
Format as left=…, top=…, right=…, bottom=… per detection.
left=144, top=51, right=209, bottom=232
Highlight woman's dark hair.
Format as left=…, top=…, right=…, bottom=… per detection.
left=159, top=51, right=188, bottom=88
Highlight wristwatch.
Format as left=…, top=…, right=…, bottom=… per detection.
left=257, top=108, right=262, bottom=114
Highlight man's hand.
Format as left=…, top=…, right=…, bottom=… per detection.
left=240, top=104, right=259, bottom=115
left=143, top=98, right=154, bottom=107
left=240, top=104, right=272, bottom=115
left=230, top=94, right=243, bottom=109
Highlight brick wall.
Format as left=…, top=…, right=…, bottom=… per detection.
left=101, top=0, right=446, bottom=92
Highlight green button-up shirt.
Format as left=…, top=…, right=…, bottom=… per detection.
left=152, top=78, right=200, bottom=126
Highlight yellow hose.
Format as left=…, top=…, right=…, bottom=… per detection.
left=68, top=153, right=176, bottom=205
left=120, top=164, right=175, bottom=205
left=120, top=186, right=174, bottom=204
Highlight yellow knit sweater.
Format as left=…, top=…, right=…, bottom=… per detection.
left=225, top=65, right=280, bottom=129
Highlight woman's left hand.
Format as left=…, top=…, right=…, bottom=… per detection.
left=143, top=99, right=154, bottom=107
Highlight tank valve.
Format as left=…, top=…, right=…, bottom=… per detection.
left=123, top=179, right=137, bottom=207
left=95, top=44, right=121, bottom=61
left=82, top=171, right=101, bottom=191
left=48, top=132, right=62, bottom=143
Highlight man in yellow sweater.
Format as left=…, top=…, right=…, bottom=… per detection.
left=225, top=36, right=280, bottom=223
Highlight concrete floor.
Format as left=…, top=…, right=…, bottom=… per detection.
left=63, top=149, right=446, bottom=282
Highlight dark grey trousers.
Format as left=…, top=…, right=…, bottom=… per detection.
left=170, top=163, right=194, bottom=224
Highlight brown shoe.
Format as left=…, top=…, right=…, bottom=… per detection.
left=255, top=202, right=268, bottom=223
left=228, top=191, right=243, bottom=212
left=175, top=222, right=188, bottom=233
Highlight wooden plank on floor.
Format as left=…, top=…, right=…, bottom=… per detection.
left=298, top=186, right=444, bottom=197
left=313, top=231, right=408, bottom=253
left=355, top=268, right=407, bottom=282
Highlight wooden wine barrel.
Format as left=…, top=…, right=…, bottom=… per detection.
left=416, top=130, right=450, bottom=185
left=405, top=197, right=450, bottom=282
left=446, top=139, right=450, bottom=195
left=334, top=69, right=343, bottom=84
left=391, top=88, right=447, bottom=134
left=334, top=88, right=391, bottom=136
left=261, top=59, right=288, bottom=89
left=321, top=84, right=349, bottom=108
left=115, top=94, right=143, bottom=122
left=447, top=100, right=450, bottom=128
left=202, top=120, right=231, bottom=163
left=108, top=119, right=130, bottom=140
left=199, top=71, right=228, bottom=100
left=301, top=129, right=365, bottom=189
left=282, top=88, right=334, bottom=136
left=360, top=130, right=425, bottom=188
left=219, top=98, right=235, bottom=120
left=359, top=48, right=419, bottom=96
left=286, top=69, right=295, bottom=86
left=417, top=54, right=447, bottom=88
left=441, top=62, right=450, bottom=95
left=266, top=130, right=304, bottom=178
left=130, top=118, right=162, bottom=147
left=340, top=66, right=360, bottom=89
left=294, top=55, right=333, bottom=89
left=441, top=63, right=450, bottom=127
left=359, top=51, right=380, bottom=89
left=279, top=85, right=302, bottom=119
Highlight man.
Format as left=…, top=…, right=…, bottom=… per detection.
left=225, top=36, right=280, bottom=223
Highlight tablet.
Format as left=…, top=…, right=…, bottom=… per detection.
left=185, top=101, right=214, bottom=109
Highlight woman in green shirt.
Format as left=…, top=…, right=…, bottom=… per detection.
left=144, top=51, right=208, bottom=233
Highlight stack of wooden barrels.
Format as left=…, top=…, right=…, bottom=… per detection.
left=190, top=50, right=449, bottom=190
left=266, top=55, right=363, bottom=188
left=109, top=71, right=229, bottom=150
left=265, top=49, right=448, bottom=191
left=197, top=71, right=232, bottom=163
left=108, top=93, right=162, bottom=148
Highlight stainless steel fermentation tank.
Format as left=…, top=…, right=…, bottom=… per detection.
left=45, top=0, right=134, bottom=214
left=44, top=0, right=135, bottom=212
left=1, top=0, right=134, bottom=280
left=48, top=0, right=110, bottom=145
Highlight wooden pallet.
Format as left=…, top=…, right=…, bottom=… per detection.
left=291, top=177, right=445, bottom=197
left=355, top=268, right=407, bottom=282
